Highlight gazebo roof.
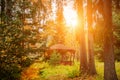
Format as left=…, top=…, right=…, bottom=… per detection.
left=49, top=44, right=75, bottom=51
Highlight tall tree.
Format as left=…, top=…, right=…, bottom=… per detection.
left=114, top=0, right=120, bottom=9
left=0, top=0, right=50, bottom=79
left=1, top=0, right=5, bottom=19
left=75, top=0, right=88, bottom=73
left=103, top=0, right=118, bottom=80
left=0, top=0, right=31, bottom=79
left=87, top=0, right=96, bottom=75
left=55, top=0, right=65, bottom=44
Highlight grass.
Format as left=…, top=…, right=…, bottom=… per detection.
left=116, top=62, right=120, bottom=79
left=95, top=61, right=104, bottom=80
left=39, top=61, right=79, bottom=80
left=21, top=61, right=120, bottom=80
left=95, top=61, right=120, bottom=80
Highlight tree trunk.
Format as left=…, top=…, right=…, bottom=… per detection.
left=76, top=0, right=88, bottom=73
left=87, top=0, right=96, bottom=75
left=88, top=33, right=96, bottom=74
left=103, top=0, right=118, bottom=80
left=1, top=0, right=5, bottom=16
left=115, top=0, right=120, bottom=9
left=6, top=0, right=12, bottom=17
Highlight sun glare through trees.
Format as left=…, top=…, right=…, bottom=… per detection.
left=64, top=6, right=78, bottom=28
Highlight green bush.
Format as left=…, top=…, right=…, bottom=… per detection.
left=0, top=56, right=32, bottom=80
left=21, top=57, right=32, bottom=67
left=0, top=63, right=21, bottom=80
left=49, top=51, right=61, bottom=65
left=114, top=48, right=120, bottom=61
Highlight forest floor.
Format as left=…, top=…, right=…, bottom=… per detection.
left=21, top=61, right=120, bottom=80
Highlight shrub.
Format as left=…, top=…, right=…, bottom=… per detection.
left=0, top=63, right=21, bottom=80
left=49, top=51, right=61, bottom=65
left=21, top=57, right=32, bottom=67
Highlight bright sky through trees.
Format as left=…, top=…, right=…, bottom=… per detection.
left=63, top=1, right=78, bottom=28
left=50, top=0, right=78, bottom=28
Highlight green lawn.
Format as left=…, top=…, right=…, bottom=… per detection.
left=21, top=61, right=120, bottom=80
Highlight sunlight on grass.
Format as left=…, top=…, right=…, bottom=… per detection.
left=116, top=62, right=120, bottom=79
left=21, top=61, right=120, bottom=80
left=95, top=61, right=120, bottom=80
left=39, top=62, right=80, bottom=79
left=95, top=62, right=104, bottom=80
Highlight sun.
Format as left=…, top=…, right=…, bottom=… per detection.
left=63, top=6, right=78, bottom=28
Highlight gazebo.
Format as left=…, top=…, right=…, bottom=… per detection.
left=44, top=44, right=76, bottom=65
